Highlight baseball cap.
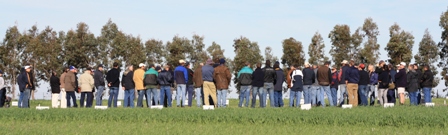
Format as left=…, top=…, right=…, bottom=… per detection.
left=69, top=66, right=76, bottom=70
left=341, top=60, right=348, bottom=64
left=179, top=60, right=186, bottom=64
left=400, top=62, right=406, bottom=66
left=139, top=63, right=146, bottom=67
left=304, top=62, right=310, bottom=66
left=359, top=63, right=365, bottom=69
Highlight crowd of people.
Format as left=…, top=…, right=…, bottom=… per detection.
left=0, top=57, right=436, bottom=108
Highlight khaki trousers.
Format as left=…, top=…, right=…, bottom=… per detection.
left=203, top=81, right=217, bottom=107
left=52, top=93, right=60, bottom=108
left=347, top=83, right=359, bottom=107
left=60, top=88, right=67, bottom=108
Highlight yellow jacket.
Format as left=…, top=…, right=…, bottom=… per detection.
left=133, top=68, right=145, bottom=90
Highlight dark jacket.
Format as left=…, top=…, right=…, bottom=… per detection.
left=378, top=71, right=390, bottom=89
left=174, top=65, right=188, bottom=84
left=193, top=66, right=203, bottom=88
left=50, top=75, right=61, bottom=93
left=291, top=69, right=303, bottom=91
left=406, top=70, right=419, bottom=92
left=416, top=69, right=423, bottom=88
left=202, top=65, right=214, bottom=82
left=17, top=68, right=26, bottom=92
left=237, top=66, right=253, bottom=86
left=94, top=70, right=105, bottom=87
left=395, top=69, right=407, bottom=87
left=302, top=67, right=315, bottom=85
left=144, top=68, right=158, bottom=86
left=252, top=67, right=264, bottom=87
left=274, top=68, right=284, bottom=91
left=187, top=68, right=194, bottom=85
left=317, top=66, right=332, bottom=86
left=369, top=72, right=378, bottom=85
left=358, top=70, right=369, bottom=85
left=421, top=70, right=434, bottom=88
left=158, top=70, right=173, bottom=86
left=345, top=66, right=360, bottom=84
left=331, top=72, right=339, bottom=89
left=121, top=71, right=135, bottom=90
left=106, top=68, right=120, bottom=87
left=390, top=70, right=397, bottom=82
left=262, top=66, right=276, bottom=83
left=339, top=65, right=350, bottom=84
left=213, top=65, right=231, bottom=89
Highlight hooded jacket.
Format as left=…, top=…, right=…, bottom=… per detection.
left=406, top=70, right=419, bottom=92
left=121, top=70, right=135, bottom=90
left=262, top=66, right=276, bottom=83
left=237, top=66, right=253, bottom=86
left=290, top=69, right=303, bottom=91
left=193, top=66, right=203, bottom=88
left=274, top=68, right=284, bottom=91
left=252, top=67, right=264, bottom=87
left=213, top=65, right=232, bottom=89
left=421, top=70, right=434, bottom=88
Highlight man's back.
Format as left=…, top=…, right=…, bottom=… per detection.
left=202, top=65, right=214, bottom=82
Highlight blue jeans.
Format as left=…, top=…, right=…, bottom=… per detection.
left=187, top=85, right=194, bottom=107
left=417, top=89, right=421, bottom=105
left=66, top=91, right=77, bottom=107
left=338, top=84, right=347, bottom=106
left=80, top=92, right=93, bottom=107
left=368, top=85, right=377, bottom=105
left=146, top=88, right=159, bottom=107
left=274, top=91, right=283, bottom=107
left=311, top=86, right=320, bottom=106
left=95, top=86, right=105, bottom=106
left=18, top=91, right=24, bottom=108
left=321, top=86, right=333, bottom=107
left=423, top=87, right=432, bottom=103
left=251, top=87, right=264, bottom=108
left=176, top=84, right=186, bottom=107
left=330, top=87, right=338, bottom=106
left=303, top=85, right=312, bottom=104
left=263, top=83, right=274, bottom=107
left=239, top=86, right=250, bottom=107
left=137, top=90, right=146, bottom=107
left=21, top=89, right=31, bottom=108
left=160, top=86, right=172, bottom=107
left=124, top=89, right=135, bottom=108
left=195, top=87, right=202, bottom=107
left=289, top=90, right=302, bottom=107
left=409, top=91, right=418, bottom=106
left=217, top=89, right=228, bottom=108
left=358, top=85, right=368, bottom=106
left=108, top=87, right=119, bottom=107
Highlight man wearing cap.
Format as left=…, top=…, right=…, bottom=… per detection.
left=357, top=63, right=369, bottom=106
left=214, top=58, right=232, bottom=108
left=262, top=60, right=276, bottom=107
left=202, top=59, right=218, bottom=107
left=106, top=62, right=120, bottom=108
left=134, top=63, right=146, bottom=107
left=174, top=60, right=188, bottom=107
left=65, top=66, right=78, bottom=108
left=144, top=64, right=159, bottom=107
left=0, top=70, right=5, bottom=107
left=345, top=60, right=360, bottom=107
left=317, top=61, right=333, bottom=107
left=79, top=67, right=95, bottom=108
left=395, top=62, right=407, bottom=105
left=193, top=63, right=204, bottom=107
left=338, top=60, right=350, bottom=106
left=237, top=62, right=253, bottom=107
left=94, top=64, right=105, bottom=106
left=302, top=62, right=315, bottom=104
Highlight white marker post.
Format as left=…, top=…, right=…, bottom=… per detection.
left=425, top=103, right=435, bottom=107
left=36, top=104, right=50, bottom=110
left=150, top=105, right=163, bottom=109
left=11, top=101, right=18, bottom=107
left=342, top=104, right=353, bottom=109
left=384, top=103, right=395, bottom=108
left=301, top=104, right=312, bottom=110
left=203, top=105, right=214, bottom=110
left=95, top=106, right=108, bottom=110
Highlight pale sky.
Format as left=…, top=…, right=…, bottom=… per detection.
left=1, top=0, right=447, bottom=99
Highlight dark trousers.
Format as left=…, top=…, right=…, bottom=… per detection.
left=66, top=91, right=78, bottom=107
left=387, top=89, right=396, bottom=104
left=417, top=88, right=422, bottom=105
left=187, top=85, right=194, bottom=107
left=0, top=88, right=6, bottom=107
left=80, top=92, right=93, bottom=107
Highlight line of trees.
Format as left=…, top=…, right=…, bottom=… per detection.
left=1, top=8, right=448, bottom=99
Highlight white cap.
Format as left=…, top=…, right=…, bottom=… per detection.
left=179, top=60, right=186, bottom=63
left=139, top=63, right=146, bottom=67
left=304, top=62, right=310, bottom=66
left=24, top=66, right=31, bottom=69
left=341, top=60, right=348, bottom=64
left=400, top=62, right=406, bottom=66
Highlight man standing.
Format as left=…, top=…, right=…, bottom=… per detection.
left=368, top=65, right=378, bottom=106
left=302, top=62, right=315, bottom=104
left=289, top=64, right=303, bottom=107
left=185, top=62, right=195, bottom=107
left=357, top=64, right=369, bottom=106
left=414, top=64, right=423, bottom=104
left=214, top=58, right=232, bottom=108
left=134, top=63, right=146, bottom=107
left=407, top=64, right=419, bottom=105
left=79, top=67, right=95, bottom=108
left=330, top=66, right=339, bottom=106
left=237, top=62, right=253, bottom=107
left=421, top=65, right=434, bottom=103
left=122, top=65, right=135, bottom=108
left=0, top=70, right=5, bottom=107
left=338, top=60, right=350, bottom=106
left=174, top=60, right=188, bottom=107
left=273, top=62, right=284, bottom=107
left=312, top=65, right=320, bottom=106
left=193, top=63, right=204, bottom=107
left=345, top=60, right=360, bottom=107
left=251, top=63, right=265, bottom=108
left=158, top=65, right=173, bottom=107
left=59, top=67, right=69, bottom=108
left=144, top=64, right=159, bottom=107
left=106, top=62, right=120, bottom=108
left=94, top=64, right=105, bottom=106
left=388, top=64, right=397, bottom=104
left=262, top=60, right=276, bottom=107
left=317, top=61, right=333, bottom=107
left=395, top=62, right=407, bottom=105
left=65, top=66, right=77, bottom=108
left=202, top=59, right=217, bottom=107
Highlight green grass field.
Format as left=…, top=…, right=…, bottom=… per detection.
left=1, top=99, right=448, bottom=135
